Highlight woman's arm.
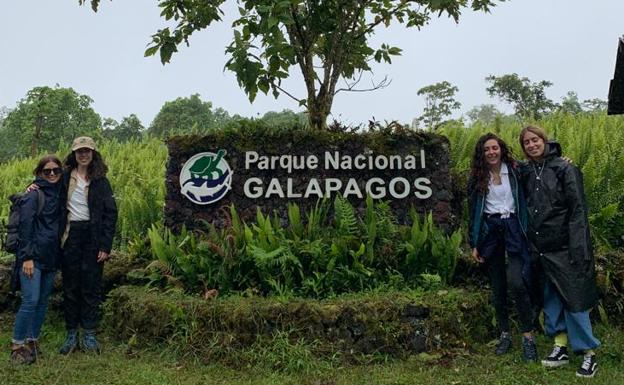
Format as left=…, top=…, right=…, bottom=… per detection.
left=563, top=165, right=592, bottom=262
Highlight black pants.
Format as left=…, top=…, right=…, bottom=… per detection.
left=479, top=214, right=534, bottom=333
left=61, top=221, right=103, bottom=331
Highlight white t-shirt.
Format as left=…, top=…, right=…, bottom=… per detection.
left=68, top=174, right=90, bottom=221
left=484, top=163, right=515, bottom=217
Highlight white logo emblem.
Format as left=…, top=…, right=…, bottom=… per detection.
left=179, top=150, right=232, bottom=205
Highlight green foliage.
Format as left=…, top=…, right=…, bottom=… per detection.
left=102, top=114, right=145, bottom=142
left=440, top=112, right=624, bottom=248
left=0, top=86, right=101, bottom=161
left=149, top=94, right=231, bottom=137
left=142, top=196, right=462, bottom=298
left=485, top=73, right=556, bottom=120
left=80, top=0, right=502, bottom=129
left=417, top=81, right=462, bottom=129
left=0, top=137, right=167, bottom=251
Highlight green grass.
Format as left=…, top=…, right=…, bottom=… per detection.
left=0, top=312, right=622, bottom=385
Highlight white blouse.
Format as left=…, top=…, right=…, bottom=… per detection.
left=484, top=163, right=515, bottom=217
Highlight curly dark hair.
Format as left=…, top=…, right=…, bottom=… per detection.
left=469, top=133, right=515, bottom=194
left=63, top=149, right=109, bottom=180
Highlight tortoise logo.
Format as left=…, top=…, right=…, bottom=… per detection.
left=180, top=149, right=233, bottom=205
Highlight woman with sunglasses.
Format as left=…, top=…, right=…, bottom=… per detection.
left=57, top=136, right=117, bottom=355
left=10, top=155, right=63, bottom=364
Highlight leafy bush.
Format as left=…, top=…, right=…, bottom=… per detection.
left=141, top=196, right=463, bottom=298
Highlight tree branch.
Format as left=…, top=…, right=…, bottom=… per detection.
left=334, top=74, right=391, bottom=94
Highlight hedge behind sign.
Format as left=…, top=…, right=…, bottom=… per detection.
left=165, top=124, right=459, bottom=231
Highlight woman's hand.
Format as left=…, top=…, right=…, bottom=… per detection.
left=22, top=260, right=34, bottom=279
left=96, top=251, right=111, bottom=263
left=26, top=183, right=39, bottom=193
left=472, top=248, right=484, bottom=263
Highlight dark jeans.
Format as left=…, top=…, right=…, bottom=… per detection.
left=61, top=221, right=103, bottom=331
left=479, top=214, right=534, bottom=333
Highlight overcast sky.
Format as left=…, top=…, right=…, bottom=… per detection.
left=1, top=1, right=623, bottom=127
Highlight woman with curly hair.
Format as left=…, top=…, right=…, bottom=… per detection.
left=57, top=136, right=117, bottom=355
left=467, top=133, right=537, bottom=362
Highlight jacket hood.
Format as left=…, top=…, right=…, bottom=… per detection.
left=544, top=141, right=562, bottom=159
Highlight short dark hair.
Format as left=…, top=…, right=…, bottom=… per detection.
left=33, top=155, right=62, bottom=176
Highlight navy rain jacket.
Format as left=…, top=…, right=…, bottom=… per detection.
left=17, top=177, right=62, bottom=270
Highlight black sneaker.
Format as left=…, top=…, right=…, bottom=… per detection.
left=522, top=336, right=538, bottom=362
left=576, top=353, right=597, bottom=378
left=495, top=333, right=512, bottom=355
left=541, top=345, right=569, bottom=368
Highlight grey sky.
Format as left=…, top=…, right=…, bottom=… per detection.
left=1, top=1, right=622, bottom=127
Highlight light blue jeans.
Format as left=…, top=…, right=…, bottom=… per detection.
left=543, top=279, right=600, bottom=353
left=12, top=267, right=56, bottom=344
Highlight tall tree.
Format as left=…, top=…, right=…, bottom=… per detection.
left=485, top=73, right=556, bottom=120
left=582, top=98, right=608, bottom=112
left=103, top=114, right=144, bottom=142
left=260, top=109, right=308, bottom=128
left=0, top=86, right=101, bottom=160
left=149, top=94, right=231, bottom=137
left=417, top=81, right=461, bottom=129
left=559, top=91, right=583, bottom=114
left=466, top=103, right=501, bottom=125
left=80, top=0, right=502, bottom=130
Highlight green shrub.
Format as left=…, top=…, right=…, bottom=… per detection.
left=142, top=196, right=463, bottom=298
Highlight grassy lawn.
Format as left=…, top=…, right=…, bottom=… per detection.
left=0, top=312, right=622, bottom=385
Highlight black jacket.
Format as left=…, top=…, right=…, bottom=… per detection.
left=521, top=142, right=597, bottom=312
left=17, top=178, right=61, bottom=270
left=59, top=171, right=118, bottom=253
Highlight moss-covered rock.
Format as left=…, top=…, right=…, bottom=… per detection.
left=103, top=285, right=493, bottom=362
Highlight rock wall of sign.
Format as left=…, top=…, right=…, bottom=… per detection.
left=165, top=125, right=461, bottom=232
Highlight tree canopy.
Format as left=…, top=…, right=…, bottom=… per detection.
left=0, top=86, right=101, bottom=161
left=417, top=81, right=461, bottom=129
left=485, top=73, right=556, bottom=120
left=149, top=94, right=231, bottom=137
left=80, top=0, right=503, bottom=129
left=103, top=114, right=145, bottom=142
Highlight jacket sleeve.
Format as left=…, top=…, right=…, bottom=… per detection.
left=563, top=165, right=592, bottom=262
left=466, top=176, right=477, bottom=248
left=99, top=178, right=118, bottom=254
left=17, top=192, right=39, bottom=262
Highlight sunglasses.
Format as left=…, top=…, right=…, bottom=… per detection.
left=42, top=167, right=63, bottom=176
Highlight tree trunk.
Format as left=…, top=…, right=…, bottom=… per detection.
left=307, top=95, right=331, bottom=130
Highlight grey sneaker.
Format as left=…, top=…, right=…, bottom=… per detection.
left=576, top=353, right=597, bottom=378
left=59, top=329, right=79, bottom=355
left=495, top=332, right=512, bottom=355
left=522, top=336, right=538, bottom=362
left=541, top=345, right=569, bottom=368
left=81, top=331, right=102, bottom=354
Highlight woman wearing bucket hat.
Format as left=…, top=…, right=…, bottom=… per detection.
left=56, top=136, right=117, bottom=355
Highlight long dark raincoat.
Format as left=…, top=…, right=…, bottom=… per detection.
left=521, top=142, right=598, bottom=312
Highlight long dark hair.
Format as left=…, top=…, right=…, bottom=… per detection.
left=469, top=133, right=514, bottom=194
left=33, top=155, right=62, bottom=176
left=64, top=150, right=109, bottom=180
